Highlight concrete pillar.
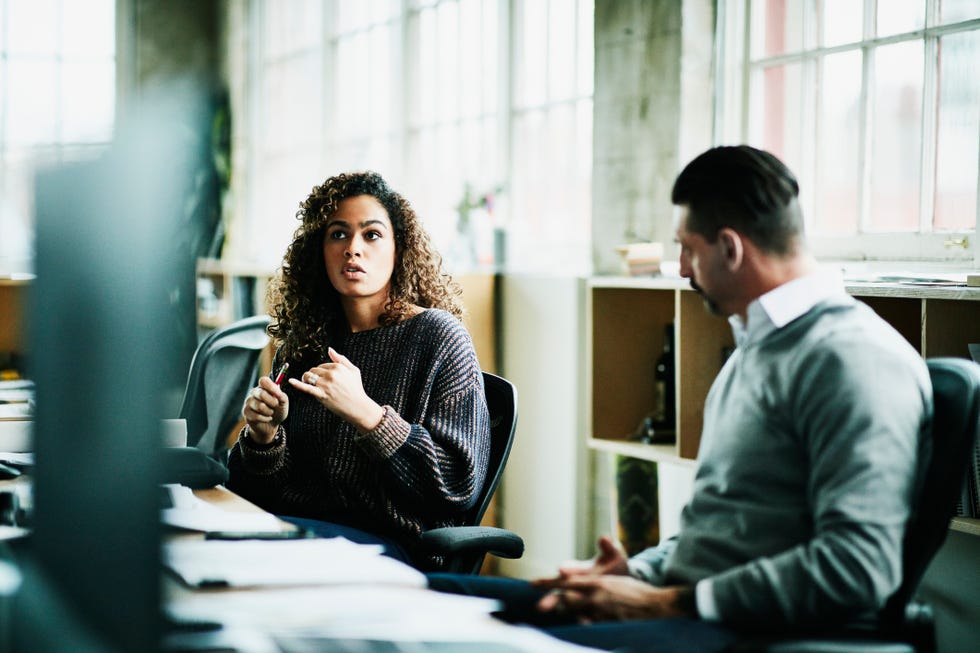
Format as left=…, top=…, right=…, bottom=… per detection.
left=591, top=0, right=714, bottom=274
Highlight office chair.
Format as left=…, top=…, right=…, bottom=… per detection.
left=417, top=371, right=525, bottom=574
left=729, top=357, right=980, bottom=653
left=178, top=315, right=271, bottom=462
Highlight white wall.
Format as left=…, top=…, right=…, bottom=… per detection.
left=497, top=274, right=588, bottom=579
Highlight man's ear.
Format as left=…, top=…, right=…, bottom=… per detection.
left=717, top=228, right=744, bottom=271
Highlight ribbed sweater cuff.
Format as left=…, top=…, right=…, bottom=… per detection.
left=238, top=424, right=286, bottom=474
left=356, top=405, right=410, bottom=458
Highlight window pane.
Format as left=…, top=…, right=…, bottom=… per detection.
left=7, top=59, right=58, bottom=145
left=815, top=50, right=861, bottom=235
left=337, top=0, right=370, bottom=33
left=548, top=0, right=577, bottom=101
left=266, top=0, right=321, bottom=57
left=63, top=0, right=115, bottom=58
left=338, top=34, right=371, bottom=138
left=748, top=62, right=804, bottom=175
left=481, top=0, right=499, bottom=114
left=413, top=7, right=436, bottom=127
left=750, top=0, right=805, bottom=59
left=876, top=0, right=924, bottom=37
left=938, top=0, right=980, bottom=25
left=369, top=26, right=394, bottom=134
left=516, top=0, right=547, bottom=106
left=934, top=30, right=980, bottom=231
left=868, top=41, right=923, bottom=232
left=821, top=0, right=862, bottom=47
left=61, top=60, right=115, bottom=143
left=459, top=0, right=482, bottom=118
left=371, top=0, right=401, bottom=23
left=7, top=0, right=58, bottom=56
left=435, top=1, right=459, bottom=124
left=577, top=0, right=595, bottom=96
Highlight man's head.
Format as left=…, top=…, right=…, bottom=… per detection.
left=672, top=146, right=809, bottom=317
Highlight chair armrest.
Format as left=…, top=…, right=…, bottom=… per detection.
left=418, top=526, right=525, bottom=560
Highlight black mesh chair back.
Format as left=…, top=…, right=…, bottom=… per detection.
left=418, top=371, right=524, bottom=573
left=883, top=358, right=980, bottom=624
left=468, top=371, right=519, bottom=526
left=178, top=315, right=271, bottom=462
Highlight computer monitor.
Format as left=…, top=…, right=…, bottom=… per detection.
left=13, top=92, right=201, bottom=652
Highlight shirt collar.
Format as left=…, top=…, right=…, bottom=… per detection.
left=728, top=267, right=846, bottom=348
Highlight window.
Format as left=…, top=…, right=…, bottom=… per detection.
left=234, top=0, right=594, bottom=274
left=715, top=0, right=979, bottom=262
left=0, top=0, right=116, bottom=271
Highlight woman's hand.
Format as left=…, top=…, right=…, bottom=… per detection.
left=289, top=347, right=385, bottom=432
left=242, top=375, right=289, bottom=444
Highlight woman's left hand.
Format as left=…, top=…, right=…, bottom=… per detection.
left=288, top=347, right=386, bottom=431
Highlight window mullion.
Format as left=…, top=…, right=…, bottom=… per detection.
left=739, top=0, right=751, bottom=142
left=857, top=44, right=872, bottom=235
left=919, top=29, right=938, bottom=233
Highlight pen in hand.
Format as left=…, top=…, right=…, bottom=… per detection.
left=274, top=362, right=290, bottom=386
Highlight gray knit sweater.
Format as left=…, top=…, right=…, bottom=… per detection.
left=630, top=296, right=932, bottom=629
left=227, top=309, right=490, bottom=557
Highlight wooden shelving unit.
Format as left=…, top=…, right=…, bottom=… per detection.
left=585, top=275, right=980, bottom=535
left=196, top=258, right=275, bottom=333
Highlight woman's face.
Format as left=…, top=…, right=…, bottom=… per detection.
left=322, top=194, right=397, bottom=303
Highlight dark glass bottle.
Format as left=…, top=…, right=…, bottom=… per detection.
left=650, top=322, right=675, bottom=442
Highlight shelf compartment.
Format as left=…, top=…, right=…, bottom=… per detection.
left=591, top=287, right=676, bottom=451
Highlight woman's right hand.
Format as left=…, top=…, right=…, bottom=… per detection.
left=242, top=375, right=289, bottom=444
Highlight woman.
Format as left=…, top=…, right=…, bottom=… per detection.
left=228, top=171, right=490, bottom=567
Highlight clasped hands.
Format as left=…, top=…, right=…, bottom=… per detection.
left=531, top=535, right=692, bottom=624
left=242, top=347, right=385, bottom=444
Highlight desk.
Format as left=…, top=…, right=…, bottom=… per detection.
left=165, top=486, right=598, bottom=653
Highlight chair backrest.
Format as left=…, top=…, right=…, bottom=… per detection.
left=466, top=371, right=519, bottom=527
left=882, top=357, right=980, bottom=625
left=178, top=315, right=271, bottom=461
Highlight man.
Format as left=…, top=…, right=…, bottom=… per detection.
left=428, top=145, right=932, bottom=653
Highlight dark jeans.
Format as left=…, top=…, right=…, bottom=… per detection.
left=276, top=515, right=412, bottom=565
left=426, top=573, right=738, bottom=653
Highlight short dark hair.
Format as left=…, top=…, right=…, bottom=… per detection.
left=671, top=145, right=803, bottom=254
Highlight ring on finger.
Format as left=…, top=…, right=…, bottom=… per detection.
left=306, top=373, right=319, bottom=385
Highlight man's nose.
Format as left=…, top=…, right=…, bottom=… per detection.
left=678, top=255, right=691, bottom=278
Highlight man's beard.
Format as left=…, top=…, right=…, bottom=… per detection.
left=690, top=279, right=723, bottom=316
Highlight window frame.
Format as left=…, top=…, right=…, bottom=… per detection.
left=714, top=0, right=980, bottom=264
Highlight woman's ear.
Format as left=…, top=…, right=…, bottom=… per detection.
left=717, top=228, right=744, bottom=271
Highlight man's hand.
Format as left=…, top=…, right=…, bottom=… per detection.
left=532, top=576, right=695, bottom=624
left=547, top=535, right=631, bottom=581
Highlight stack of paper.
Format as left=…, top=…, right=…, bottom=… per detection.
left=163, top=537, right=426, bottom=589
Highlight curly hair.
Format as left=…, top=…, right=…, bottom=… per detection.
left=267, top=171, right=464, bottom=364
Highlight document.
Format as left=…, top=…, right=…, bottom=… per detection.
left=161, top=484, right=283, bottom=534
left=163, top=537, right=426, bottom=589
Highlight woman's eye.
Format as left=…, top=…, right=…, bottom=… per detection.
left=364, top=230, right=382, bottom=241
left=328, top=230, right=348, bottom=240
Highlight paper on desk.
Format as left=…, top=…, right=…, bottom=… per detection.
left=167, top=584, right=494, bottom=630
left=164, top=537, right=426, bottom=589
left=167, top=584, right=599, bottom=653
left=161, top=484, right=282, bottom=533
